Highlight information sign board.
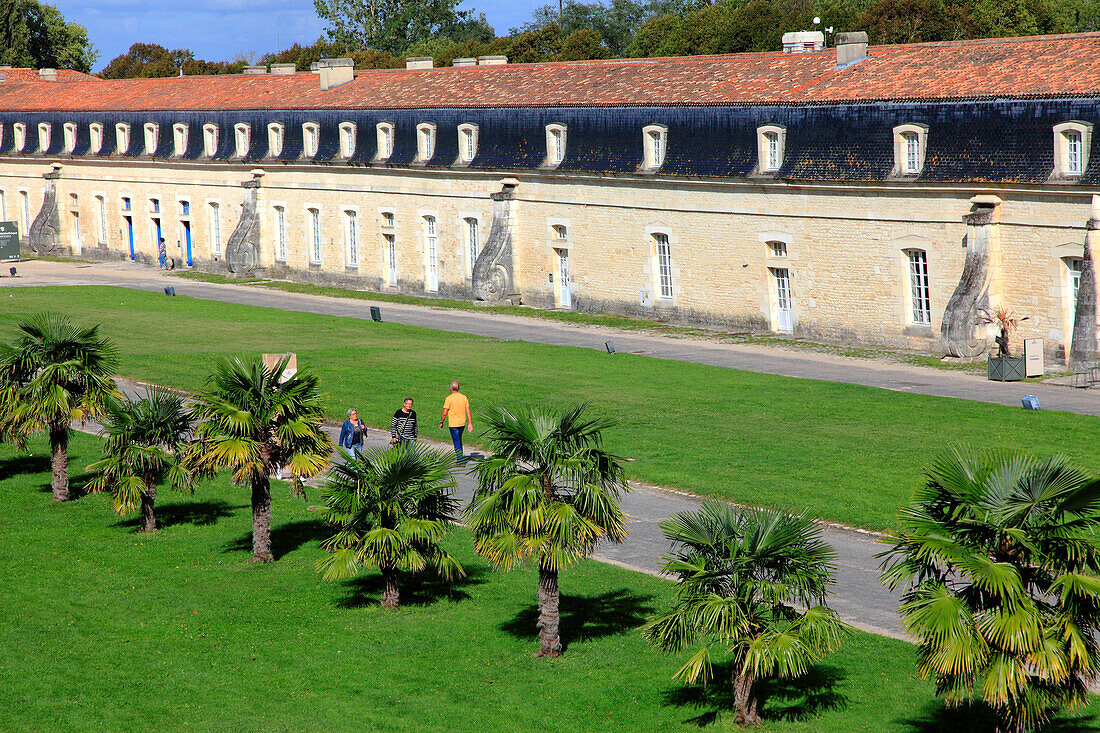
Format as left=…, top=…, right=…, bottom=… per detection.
left=0, top=221, right=19, bottom=261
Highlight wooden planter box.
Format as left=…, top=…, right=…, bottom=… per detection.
left=988, top=356, right=1026, bottom=382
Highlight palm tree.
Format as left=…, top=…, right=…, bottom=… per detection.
left=313, top=442, right=464, bottom=609
left=86, top=387, right=193, bottom=532
left=0, top=312, right=119, bottom=501
left=880, top=448, right=1100, bottom=733
left=643, top=501, right=849, bottom=727
left=182, top=355, right=331, bottom=562
left=464, top=403, right=629, bottom=657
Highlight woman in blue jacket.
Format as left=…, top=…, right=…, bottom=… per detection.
left=339, top=408, right=367, bottom=457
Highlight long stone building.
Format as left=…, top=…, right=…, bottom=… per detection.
left=2, top=32, right=1099, bottom=362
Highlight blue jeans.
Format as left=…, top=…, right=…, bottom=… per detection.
left=449, top=426, right=464, bottom=462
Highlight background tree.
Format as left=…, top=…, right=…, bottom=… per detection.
left=314, top=0, right=483, bottom=55
left=0, top=312, right=119, bottom=501
left=86, top=387, right=193, bottom=532
left=183, top=355, right=331, bottom=563
left=0, top=0, right=96, bottom=72
left=314, top=442, right=463, bottom=609
left=465, top=403, right=629, bottom=657
left=644, top=501, right=848, bottom=726
left=880, top=448, right=1100, bottom=733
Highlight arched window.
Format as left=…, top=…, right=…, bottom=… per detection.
left=546, top=124, right=566, bottom=167
left=339, top=122, right=356, bottom=157
left=457, top=123, right=478, bottom=163
left=642, top=124, right=667, bottom=170
left=302, top=122, right=320, bottom=158
left=417, top=123, right=436, bottom=162
left=144, top=123, right=158, bottom=156
left=234, top=123, right=250, bottom=158
left=173, top=123, right=188, bottom=156
left=115, top=123, right=130, bottom=154
left=37, top=122, right=50, bottom=151
left=375, top=122, right=394, bottom=160
left=267, top=122, right=283, bottom=157
left=203, top=124, right=218, bottom=157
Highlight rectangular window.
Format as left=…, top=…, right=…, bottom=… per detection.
left=210, top=203, right=221, bottom=255
left=766, top=133, right=779, bottom=170
left=151, top=198, right=160, bottom=214
left=551, top=129, right=563, bottom=164
left=768, top=241, right=787, bottom=258
left=655, top=233, right=673, bottom=299
left=382, top=127, right=393, bottom=158
left=425, top=216, right=438, bottom=291
left=21, top=191, right=30, bottom=233
left=345, top=211, right=358, bottom=267
left=310, top=208, right=321, bottom=263
left=180, top=200, right=190, bottom=216
left=1069, top=257, right=1083, bottom=322
left=1066, top=131, right=1083, bottom=176
left=385, top=233, right=397, bottom=285
left=908, top=250, right=931, bottom=325
left=903, top=133, right=920, bottom=174
left=97, top=196, right=107, bottom=242
left=466, top=217, right=479, bottom=274
left=462, top=129, right=474, bottom=160
left=382, top=211, right=395, bottom=228
left=650, top=131, right=664, bottom=167
left=122, top=196, right=131, bottom=212
left=275, top=206, right=287, bottom=261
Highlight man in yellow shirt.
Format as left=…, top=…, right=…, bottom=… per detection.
left=439, top=381, right=473, bottom=465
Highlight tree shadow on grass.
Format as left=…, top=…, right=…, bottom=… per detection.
left=335, top=566, right=490, bottom=609
left=896, top=699, right=1099, bottom=732
left=500, top=588, right=657, bottom=652
left=662, top=661, right=847, bottom=727
left=115, top=499, right=242, bottom=531
left=37, top=470, right=95, bottom=500
left=223, top=518, right=327, bottom=560
left=0, top=453, right=50, bottom=481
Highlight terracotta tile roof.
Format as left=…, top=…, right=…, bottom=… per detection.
left=0, top=33, right=1097, bottom=112
left=0, top=68, right=96, bottom=83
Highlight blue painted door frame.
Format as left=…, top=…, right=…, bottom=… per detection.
left=184, top=221, right=192, bottom=266
left=124, top=216, right=134, bottom=260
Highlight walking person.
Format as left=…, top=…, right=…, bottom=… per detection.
left=390, top=398, right=417, bottom=445
left=339, top=408, right=367, bottom=458
left=157, top=237, right=168, bottom=270
left=439, top=381, right=472, bottom=464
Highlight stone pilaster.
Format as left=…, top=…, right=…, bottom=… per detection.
left=940, top=195, right=1001, bottom=358
left=1070, top=195, right=1100, bottom=367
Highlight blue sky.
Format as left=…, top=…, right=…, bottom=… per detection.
left=55, top=0, right=546, bottom=71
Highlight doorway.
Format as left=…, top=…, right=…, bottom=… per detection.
left=556, top=248, right=571, bottom=308
left=124, top=215, right=134, bottom=260
left=772, top=267, right=792, bottom=332
left=183, top=221, right=192, bottom=266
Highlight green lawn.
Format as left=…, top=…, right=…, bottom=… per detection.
left=3, top=433, right=1097, bottom=731
left=3, top=285, right=1100, bottom=532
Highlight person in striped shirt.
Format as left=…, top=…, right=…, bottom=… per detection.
left=390, top=398, right=417, bottom=444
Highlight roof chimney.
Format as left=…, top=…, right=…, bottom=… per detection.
left=405, top=56, right=433, bottom=70
left=270, top=63, right=296, bottom=76
left=243, top=65, right=267, bottom=75
left=452, top=57, right=476, bottom=67
left=316, top=58, right=354, bottom=90
left=835, top=31, right=868, bottom=68
left=38, top=68, right=57, bottom=81
left=781, top=32, right=824, bottom=54
left=477, top=55, right=507, bottom=66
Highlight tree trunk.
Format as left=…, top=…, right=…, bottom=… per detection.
left=536, top=562, right=562, bottom=658
left=380, top=567, right=400, bottom=610
left=49, top=424, right=69, bottom=502
left=140, top=477, right=157, bottom=532
left=250, top=474, right=272, bottom=562
left=733, top=672, right=761, bottom=726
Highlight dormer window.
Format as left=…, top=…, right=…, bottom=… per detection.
left=144, top=123, right=158, bottom=156
left=417, top=123, right=436, bottom=162
left=37, top=122, right=50, bottom=151
left=63, top=123, right=76, bottom=153
left=755, top=124, right=786, bottom=173
left=115, top=123, right=130, bottom=154
left=173, top=123, right=188, bottom=156
left=89, top=123, right=103, bottom=153
left=13, top=122, right=25, bottom=151
left=267, top=122, right=283, bottom=157
left=234, top=123, right=250, bottom=158
left=376, top=122, right=394, bottom=161
left=458, top=123, right=478, bottom=163
left=546, top=124, right=566, bottom=167
left=642, top=124, right=667, bottom=170
left=1053, top=121, right=1093, bottom=178
left=339, top=122, right=355, bottom=157
left=302, top=122, right=319, bottom=158
left=892, top=124, right=928, bottom=176
left=203, top=123, right=218, bottom=157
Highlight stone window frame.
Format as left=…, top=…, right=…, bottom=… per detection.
left=233, top=122, right=250, bottom=159
left=305, top=204, right=323, bottom=265
left=172, top=123, right=188, bottom=157
left=143, top=122, right=158, bottom=156
left=206, top=199, right=222, bottom=256
left=416, top=122, right=436, bottom=163
left=379, top=206, right=398, bottom=286
left=644, top=224, right=677, bottom=301
left=342, top=206, right=360, bottom=270
left=93, top=191, right=108, bottom=244
left=88, top=122, right=103, bottom=153
left=302, top=122, right=320, bottom=158
left=12, top=122, right=26, bottom=152
left=62, top=122, right=76, bottom=154
left=338, top=121, right=356, bottom=158
left=1053, top=121, right=1093, bottom=179
left=114, top=122, right=130, bottom=155
left=641, top=124, right=668, bottom=171
left=19, top=189, right=30, bottom=234
left=375, top=122, right=395, bottom=161
left=267, top=122, right=283, bottom=158
left=904, top=247, right=932, bottom=326
left=755, top=124, right=786, bottom=174
left=270, top=201, right=288, bottom=262
left=202, top=123, right=218, bottom=158
left=891, top=123, right=929, bottom=177
left=37, top=121, right=50, bottom=152
left=420, top=211, right=441, bottom=291
left=545, top=123, right=567, bottom=168
left=458, top=211, right=484, bottom=277
left=457, top=123, right=478, bottom=165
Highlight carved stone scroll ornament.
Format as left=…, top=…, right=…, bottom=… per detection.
left=225, top=173, right=262, bottom=274
left=472, top=180, right=518, bottom=302
left=1070, top=200, right=1100, bottom=367
left=28, top=169, right=61, bottom=254
left=940, top=203, right=995, bottom=358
